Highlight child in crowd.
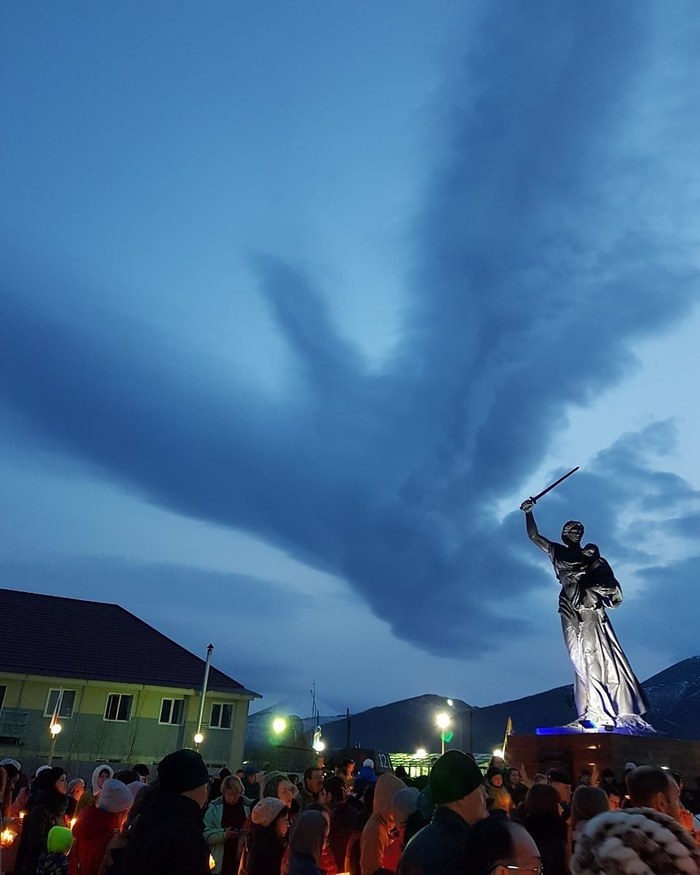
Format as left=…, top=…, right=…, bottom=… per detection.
left=37, top=826, right=74, bottom=875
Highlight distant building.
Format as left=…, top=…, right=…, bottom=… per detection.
left=0, top=588, right=259, bottom=771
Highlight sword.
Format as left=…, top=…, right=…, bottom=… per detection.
left=529, top=466, right=579, bottom=504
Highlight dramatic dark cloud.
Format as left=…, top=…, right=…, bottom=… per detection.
left=1, top=1, right=700, bottom=661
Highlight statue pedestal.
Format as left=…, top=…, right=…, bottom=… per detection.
left=504, top=730, right=700, bottom=781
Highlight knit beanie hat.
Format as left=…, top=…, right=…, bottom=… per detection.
left=47, top=826, right=74, bottom=854
left=252, top=797, right=287, bottom=827
left=97, top=779, right=133, bottom=814
left=157, top=749, right=210, bottom=794
left=571, top=808, right=700, bottom=875
left=127, top=780, right=147, bottom=801
left=393, top=786, right=420, bottom=826
left=429, top=750, right=483, bottom=805
left=362, top=759, right=375, bottom=769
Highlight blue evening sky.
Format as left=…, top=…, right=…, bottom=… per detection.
left=2, top=1, right=699, bottom=719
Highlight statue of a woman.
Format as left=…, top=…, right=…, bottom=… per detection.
left=520, top=499, right=648, bottom=729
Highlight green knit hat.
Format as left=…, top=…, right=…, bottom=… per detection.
left=47, top=826, right=74, bottom=854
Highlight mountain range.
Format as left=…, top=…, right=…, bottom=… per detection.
left=314, top=656, right=700, bottom=754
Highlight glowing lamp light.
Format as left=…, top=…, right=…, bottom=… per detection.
left=415, top=748, right=427, bottom=759
left=492, top=748, right=504, bottom=759
left=435, top=712, right=451, bottom=730
left=1, top=828, right=16, bottom=846
left=272, top=717, right=287, bottom=735
left=447, top=699, right=454, bottom=707
left=69, top=817, right=77, bottom=830
left=194, top=732, right=204, bottom=745
left=312, top=726, right=325, bottom=753
left=210, top=853, right=217, bottom=870
left=19, top=810, right=26, bottom=820
left=50, top=723, right=62, bottom=736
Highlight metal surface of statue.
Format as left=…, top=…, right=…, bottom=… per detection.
left=520, top=492, right=649, bottom=733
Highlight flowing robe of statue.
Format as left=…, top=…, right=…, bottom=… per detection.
left=521, top=505, right=647, bottom=726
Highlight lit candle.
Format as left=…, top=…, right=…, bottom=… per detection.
left=0, top=828, right=16, bottom=846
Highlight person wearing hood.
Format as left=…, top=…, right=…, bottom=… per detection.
left=353, top=761, right=377, bottom=800
left=123, top=748, right=212, bottom=875
left=15, top=767, right=69, bottom=875
left=485, top=768, right=513, bottom=814
left=69, top=780, right=132, bottom=875
left=76, top=765, right=114, bottom=814
left=37, top=825, right=74, bottom=875
left=360, top=772, right=406, bottom=875
left=288, top=810, right=327, bottom=875
left=97, top=783, right=154, bottom=875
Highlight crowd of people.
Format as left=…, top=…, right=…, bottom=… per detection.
left=2, top=749, right=700, bottom=875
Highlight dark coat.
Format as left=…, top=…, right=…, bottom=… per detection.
left=397, top=807, right=471, bottom=875
left=247, top=822, right=287, bottom=875
left=288, top=852, right=323, bottom=875
left=328, top=801, right=360, bottom=871
left=519, top=813, right=568, bottom=875
left=123, top=790, right=210, bottom=875
left=15, top=790, right=66, bottom=875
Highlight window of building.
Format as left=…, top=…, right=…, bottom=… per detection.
left=43, top=689, right=77, bottom=719
left=104, top=693, right=133, bottom=722
left=209, top=702, right=233, bottom=729
left=159, top=698, right=185, bottom=725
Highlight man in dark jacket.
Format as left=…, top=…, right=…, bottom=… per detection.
left=397, top=750, right=487, bottom=875
left=123, top=748, right=211, bottom=875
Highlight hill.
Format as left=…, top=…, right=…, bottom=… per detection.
left=317, top=656, right=700, bottom=753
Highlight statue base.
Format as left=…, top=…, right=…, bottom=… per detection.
left=539, top=716, right=657, bottom=736
left=505, top=729, right=700, bottom=782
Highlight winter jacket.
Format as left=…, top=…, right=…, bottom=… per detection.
left=360, top=773, right=405, bottom=875
left=123, top=790, right=210, bottom=875
left=397, top=806, right=472, bottom=875
left=15, top=792, right=66, bottom=875
left=203, top=796, right=249, bottom=873
left=68, top=805, right=123, bottom=875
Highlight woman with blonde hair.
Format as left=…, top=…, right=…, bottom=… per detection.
left=204, top=775, right=249, bottom=875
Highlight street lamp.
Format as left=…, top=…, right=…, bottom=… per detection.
left=435, top=712, right=451, bottom=755
left=272, top=717, right=287, bottom=735
left=312, top=727, right=325, bottom=752
left=195, top=644, right=214, bottom=752
left=48, top=722, right=62, bottom=762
